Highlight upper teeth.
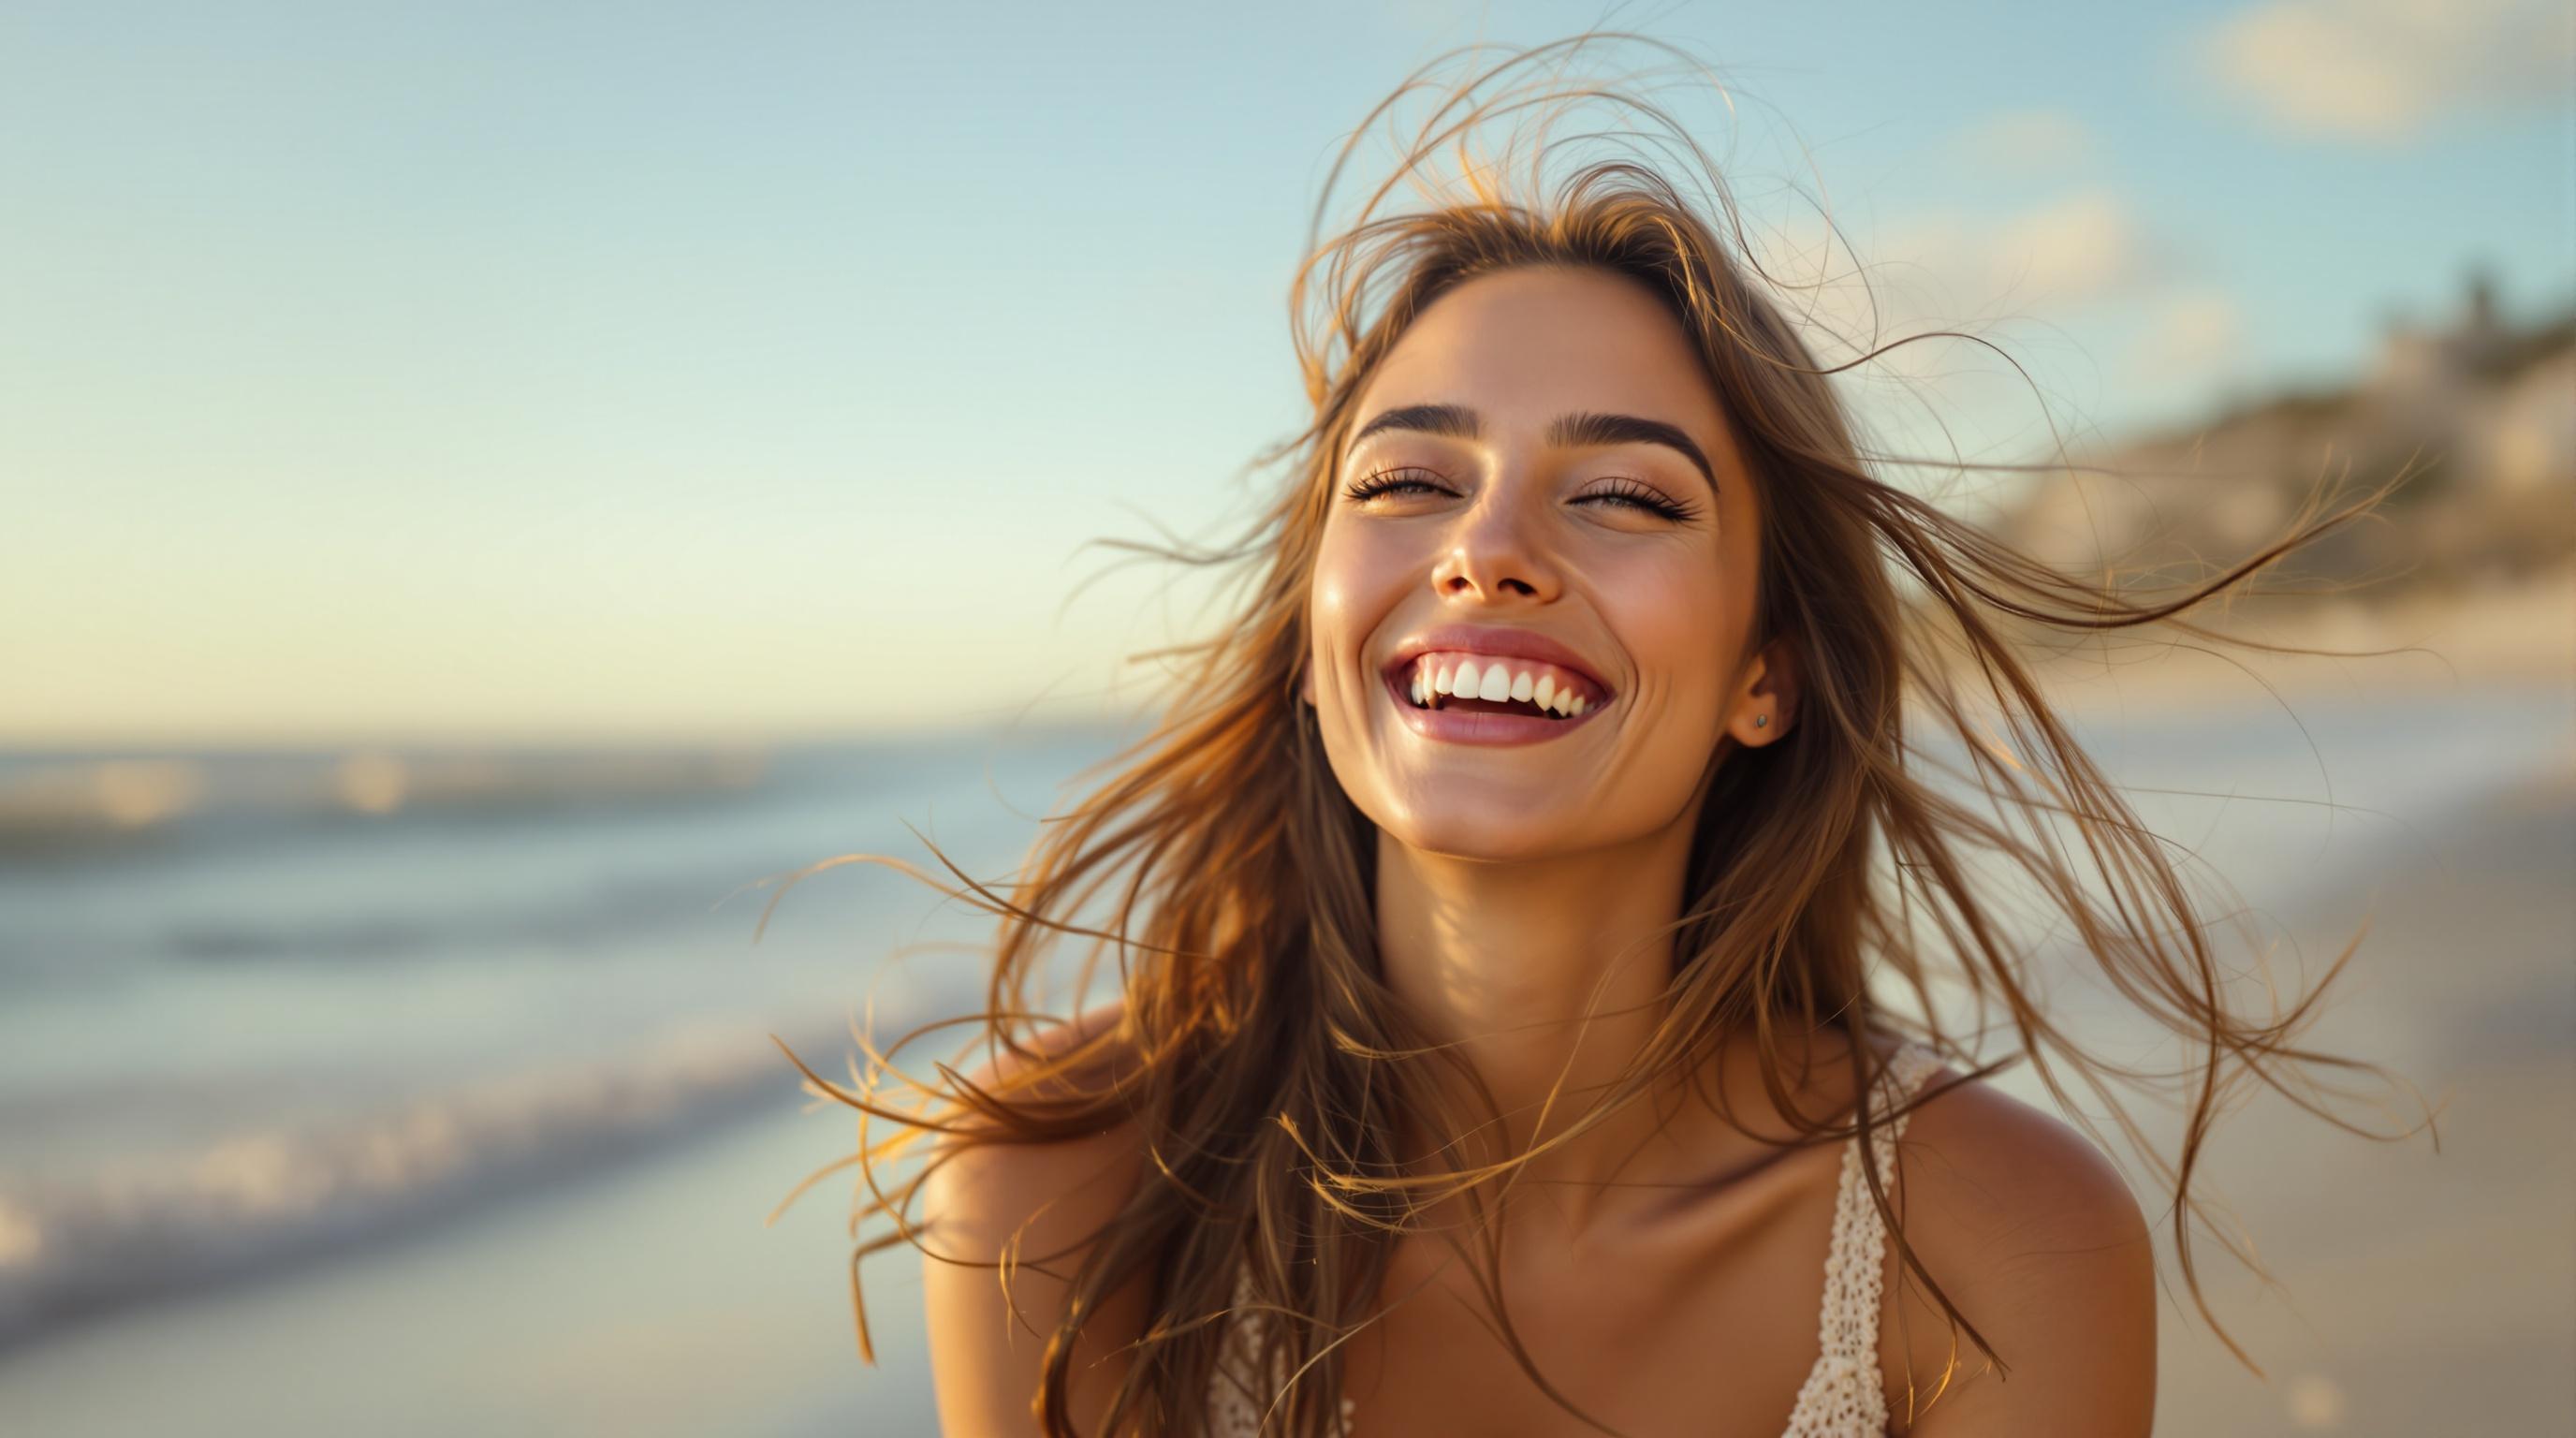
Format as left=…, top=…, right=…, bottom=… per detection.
left=1407, top=653, right=1594, bottom=716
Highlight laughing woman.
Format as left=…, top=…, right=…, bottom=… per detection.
left=774, top=36, right=2397, bottom=1438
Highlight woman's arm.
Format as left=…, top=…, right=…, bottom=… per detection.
left=1886, top=1080, right=2160, bottom=1436
left=919, top=1001, right=1152, bottom=1436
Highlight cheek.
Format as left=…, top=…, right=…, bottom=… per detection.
left=1603, top=545, right=1739, bottom=687
left=1307, top=523, right=1412, bottom=668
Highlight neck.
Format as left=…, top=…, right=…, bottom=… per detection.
left=1372, top=817, right=1747, bottom=1237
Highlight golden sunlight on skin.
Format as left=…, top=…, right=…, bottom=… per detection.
left=1305, top=264, right=1785, bottom=860
left=1297, top=264, right=1804, bottom=1223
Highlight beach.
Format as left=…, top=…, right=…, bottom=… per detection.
left=2145, top=748, right=2573, bottom=1432
left=0, top=676, right=2568, bottom=1435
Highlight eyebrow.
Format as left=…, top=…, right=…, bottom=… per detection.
left=1346, top=402, right=1721, bottom=493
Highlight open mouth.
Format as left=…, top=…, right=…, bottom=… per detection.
left=1384, top=652, right=1609, bottom=723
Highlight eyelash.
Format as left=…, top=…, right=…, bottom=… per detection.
left=1339, top=467, right=1699, bottom=522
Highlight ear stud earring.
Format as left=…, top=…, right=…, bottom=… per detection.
left=1755, top=714, right=1769, bottom=728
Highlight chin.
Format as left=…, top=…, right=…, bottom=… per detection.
left=1373, top=801, right=1587, bottom=864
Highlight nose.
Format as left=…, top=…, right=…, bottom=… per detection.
left=1429, top=488, right=1561, bottom=605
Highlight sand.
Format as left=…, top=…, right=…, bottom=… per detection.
left=2141, top=761, right=2575, bottom=1434
left=0, top=684, right=2566, bottom=1435
left=2011, top=563, right=2574, bottom=720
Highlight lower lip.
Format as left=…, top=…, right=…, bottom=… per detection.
left=1382, top=670, right=1608, bottom=746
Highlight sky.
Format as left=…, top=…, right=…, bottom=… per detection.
left=3, top=0, right=2569, bottom=747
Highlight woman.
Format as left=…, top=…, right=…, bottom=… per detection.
left=771, top=35, right=2396, bottom=1437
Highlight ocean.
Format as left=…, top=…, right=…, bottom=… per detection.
left=0, top=725, right=1132, bottom=1355
left=0, top=682, right=2567, bottom=1435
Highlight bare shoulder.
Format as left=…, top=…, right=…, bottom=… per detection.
left=939, top=996, right=1143, bottom=1123
left=1895, top=1060, right=2150, bottom=1260
left=1879, top=1059, right=2158, bottom=1437
left=918, top=997, right=1154, bottom=1436
left=920, top=995, right=1149, bottom=1247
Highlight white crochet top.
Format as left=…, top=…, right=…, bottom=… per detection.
left=1208, top=1040, right=1944, bottom=1436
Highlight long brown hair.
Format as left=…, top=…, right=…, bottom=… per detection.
left=766, top=33, right=2420, bottom=1437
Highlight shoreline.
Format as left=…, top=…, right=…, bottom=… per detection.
left=0, top=687, right=2565, bottom=1435
left=1986, top=564, right=2573, bottom=717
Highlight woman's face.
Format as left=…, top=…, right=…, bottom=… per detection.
left=1304, top=264, right=1792, bottom=861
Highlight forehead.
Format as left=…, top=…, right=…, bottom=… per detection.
left=1354, top=266, right=1736, bottom=456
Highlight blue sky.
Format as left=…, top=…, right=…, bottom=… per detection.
left=4, top=0, right=2569, bottom=744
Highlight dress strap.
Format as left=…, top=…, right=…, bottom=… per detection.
left=1210, top=1260, right=1360, bottom=1436
left=1785, top=1039, right=1945, bottom=1435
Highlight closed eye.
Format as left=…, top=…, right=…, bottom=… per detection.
left=1340, top=467, right=1455, bottom=503
left=1575, top=477, right=1699, bottom=522
left=1341, top=467, right=1700, bottom=523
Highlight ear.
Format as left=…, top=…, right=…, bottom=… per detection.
left=1299, top=661, right=1316, bottom=707
left=1728, top=634, right=1800, bottom=747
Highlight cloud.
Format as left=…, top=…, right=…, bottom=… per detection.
left=2004, top=192, right=2152, bottom=307
left=1950, top=109, right=2097, bottom=177
left=1870, top=190, right=2156, bottom=325
left=2130, top=289, right=2247, bottom=387
left=2200, top=0, right=2570, bottom=142
left=1742, top=188, right=2264, bottom=475
left=1734, top=188, right=2159, bottom=389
